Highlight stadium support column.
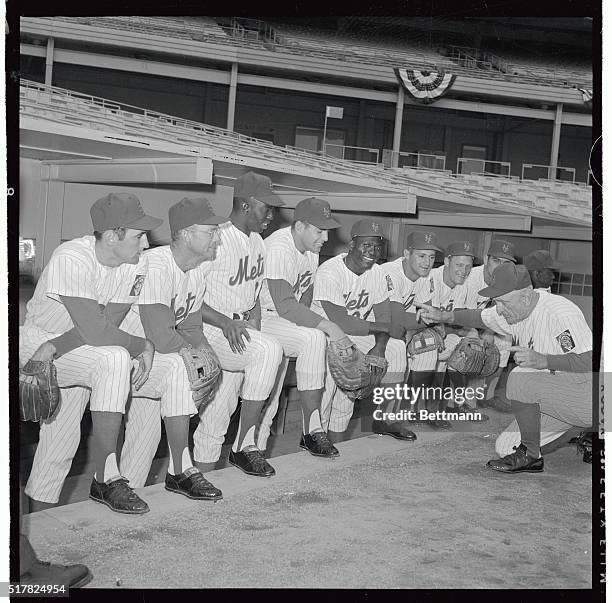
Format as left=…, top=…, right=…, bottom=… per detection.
left=549, top=103, right=563, bottom=178
left=392, top=85, right=405, bottom=168
left=227, top=62, right=238, bottom=131
left=45, top=37, right=54, bottom=86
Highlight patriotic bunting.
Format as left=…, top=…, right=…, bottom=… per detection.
left=394, top=68, right=456, bottom=104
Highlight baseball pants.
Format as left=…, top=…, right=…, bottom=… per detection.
left=193, top=324, right=283, bottom=463
left=320, top=336, right=407, bottom=433
left=119, top=351, right=202, bottom=488
left=494, top=367, right=593, bottom=457
left=256, top=313, right=328, bottom=450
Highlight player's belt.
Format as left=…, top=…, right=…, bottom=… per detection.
left=232, top=310, right=251, bottom=321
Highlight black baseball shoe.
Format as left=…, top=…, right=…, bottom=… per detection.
left=89, top=476, right=149, bottom=514
left=21, top=560, right=93, bottom=588
left=486, top=444, right=544, bottom=474
left=300, top=431, right=340, bottom=457
left=229, top=447, right=276, bottom=477
left=165, top=467, right=223, bottom=501
left=489, top=396, right=513, bottom=413
left=427, top=419, right=453, bottom=430
left=371, top=419, right=417, bottom=441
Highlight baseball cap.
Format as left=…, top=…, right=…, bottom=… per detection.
left=523, top=250, right=559, bottom=271
left=169, top=197, right=227, bottom=233
left=406, top=231, right=442, bottom=252
left=234, top=171, right=285, bottom=207
left=90, top=193, right=163, bottom=232
left=446, top=240, right=475, bottom=258
left=487, top=239, right=516, bottom=262
left=294, top=197, right=341, bottom=230
left=350, top=219, right=385, bottom=239
left=478, top=263, right=532, bottom=298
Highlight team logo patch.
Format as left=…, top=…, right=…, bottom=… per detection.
left=463, top=242, right=472, bottom=252
left=322, top=206, right=331, bottom=218
left=372, top=222, right=380, bottom=233
left=502, top=243, right=511, bottom=253
left=386, top=274, right=394, bottom=291
left=424, top=233, right=433, bottom=243
left=556, top=329, right=576, bottom=353
left=129, top=274, right=146, bottom=296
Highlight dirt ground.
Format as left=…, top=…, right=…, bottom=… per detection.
left=28, top=427, right=592, bottom=589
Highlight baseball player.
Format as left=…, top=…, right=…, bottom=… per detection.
left=426, top=240, right=486, bottom=426
left=192, top=172, right=284, bottom=477
left=417, top=262, right=593, bottom=473
left=463, top=239, right=516, bottom=411
left=382, top=231, right=443, bottom=427
left=114, top=197, right=227, bottom=500
left=256, top=197, right=346, bottom=458
left=523, top=249, right=558, bottom=292
left=20, top=193, right=162, bottom=514
left=312, top=219, right=410, bottom=442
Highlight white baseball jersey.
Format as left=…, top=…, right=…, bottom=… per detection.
left=382, top=257, right=430, bottom=315
left=260, top=226, right=318, bottom=314
left=23, top=235, right=148, bottom=337
left=428, top=265, right=470, bottom=312
left=312, top=253, right=391, bottom=321
left=199, top=222, right=265, bottom=317
left=121, top=246, right=208, bottom=337
left=464, top=265, right=491, bottom=310
left=480, top=290, right=592, bottom=357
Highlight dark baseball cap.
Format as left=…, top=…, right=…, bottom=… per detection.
left=523, top=250, right=559, bottom=271
left=234, top=171, right=285, bottom=207
left=478, top=263, right=532, bottom=298
left=169, top=197, right=227, bottom=233
left=350, top=219, right=385, bottom=239
left=487, top=239, right=516, bottom=262
left=406, top=231, right=442, bottom=252
left=294, top=197, right=341, bottom=230
left=90, top=193, right=163, bottom=232
left=446, top=240, right=475, bottom=258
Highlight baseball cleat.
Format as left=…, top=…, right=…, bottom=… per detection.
left=89, top=476, right=150, bottom=514
left=427, top=419, right=453, bottom=430
left=229, top=448, right=276, bottom=477
left=486, top=444, right=544, bottom=474
left=371, top=419, right=417, bottom=441
left=299, top=431, right=340, bottom=457
left=165, top=467, right=223, bottom=501
left=20, top=560, right=93, bottom=588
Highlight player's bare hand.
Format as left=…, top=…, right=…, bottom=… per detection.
left=366, top=344, right=387, bottom=376
left=509, top=346, right=547, bottom=370
left=29, top=341, right=57, bottom=362
left=222, top=320, right=251, bottom=354
left=133, top=339, right=155, bottom=390
left=318, top=320, right=346, bottom=342
left=414, top=302, right=443, bottom=324
left=388, top=323, right=406, bottom=340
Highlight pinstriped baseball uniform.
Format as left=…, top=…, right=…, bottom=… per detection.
left=257, top=226, right=327, bottom=451
left=193, top=222, right=283, bottom=464
left=313, top=254, right=407, bottom=432
left=21, top=236, right=147, bottom=503
left=464, top=264, right=512, bottom=367
left=383, top=257, right=437, bottom=372
left=481, top=291, right=593, bottom=454
left=116, top=246, right=211, bottom=487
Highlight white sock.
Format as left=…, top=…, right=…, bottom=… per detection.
left=235, top=425, right=256, bottom=452
left=96, top=453, right=120, bottom=483
left=306, top=409, right=323, bottom=435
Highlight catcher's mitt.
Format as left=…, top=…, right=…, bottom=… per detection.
left=327, top=336, right=388, bottom=401
left=19, top=359, right=61, bottom=422
left=406, top=325, right=445, bottom=356
left=179, top=343, right=221, bottom=410
left=446, top=337, right=500, bottom=377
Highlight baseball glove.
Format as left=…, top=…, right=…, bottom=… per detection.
left=446, top=337, right=500, bottom=377
left=406, top=325, right=445, bottom=356
left=575, top=431, right=592, bottom=464
left=327, top=336, right=388, bottom=401
left=179, top=343, right=221, bottom=410
left=19, top=359, right=61, bottom=422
